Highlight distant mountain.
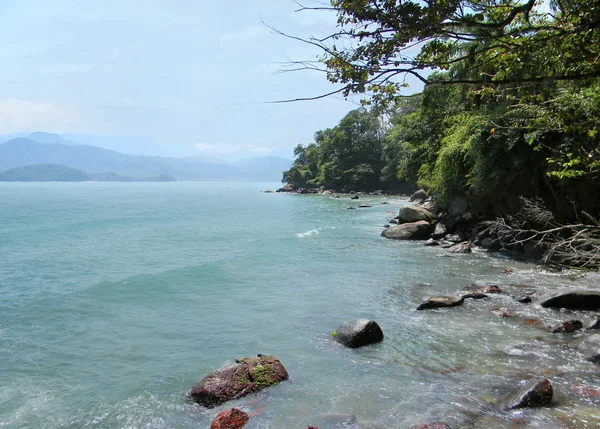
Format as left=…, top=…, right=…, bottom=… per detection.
left=0, top=163, right=177, bottom=182
left=0, top=136, right=292, bottom=181
left=0, top=164, right=90, bottom=182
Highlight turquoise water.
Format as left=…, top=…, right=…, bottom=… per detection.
left=1, top=183, right=599, bottom=428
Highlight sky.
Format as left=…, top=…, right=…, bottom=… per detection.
left=0, top=0, right=380, bottom=159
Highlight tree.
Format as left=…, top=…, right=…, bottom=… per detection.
left=284, top=0, right=600, bottom=105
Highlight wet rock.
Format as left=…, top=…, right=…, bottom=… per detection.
left=446, top=230, right=469, bottom=243
left=447, top=242, right=472, bottom=253
left=423, top=238, right=440, bottom=246
left=417, top=295, right=465, bottom=310
left=458, top=291, right=488, bottom=300
left=480, top=237, right=502, bottom=251
left=550, top=320, right=583, bottom=333
left=358, top=204, right=372, bottom=208
left=479, top=285, right=502, bottom=294
left=276, top=183, right=295, bottom=193
left=503, top=378, right=553, bottom=409
left=491, top=307, right=514, bottom=318
left=589, top=318, right=600, bottom=329
left=569, top=384, right=600, bottom=398
left=347, top=207, right=357, bottom=210
left=351, top=195, right=359, bottom=200
left=398, top=205, right=436, bottom=223
left=188, top=355, right=289, bottom=407
left=333, top=319, right=384, bottom=348
left=410, top=189, right=427, bottom=202
left=388, top=218, right=398, bottom=224
left=211, top=408, right=249, bottom=429
left=408, top=423, right=450, bottom=429
left=381, top=221, right=434, bottom=240
left=516, top=295, right=533, bottom=304
left=539, top=289, right=600, bottom=310
left=383, top=224, right=390, bottom=228
left=380, top=201, right=390, bottom=205
left=576, top=333, right=600, bottom=363
left=431, top=222, right=447, bottom=239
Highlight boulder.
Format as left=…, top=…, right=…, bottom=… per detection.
left=447, top=242, right=472, bottom=253
left=503, top=378, right=553, bottom=410
left=446, top=230, right=469, bottom=243
left=276, top=183, right=295, bottom=193
left=398, top=205, right=435, bottom=223
left=381, top=221, right=434, bottom=240
left=410, top=189, right=427, bottom=202
left=479, top=285, right=502, bottom=294
left=481, top=237, right=502, bottom=251
left=431, top=222, right=447, bottom=239
left=211, top=408, right=249, bottom=429
left=423, top=238, right=440, bottom=246
left=448, top=198, right=469, bottom=216
left=351, top=195, right=359, bottom=200
left=417, top=295, right=465, bottom=310
left=333, top=319, right=384, bottom=348
left=576, top=333, right=600, bottom=363
left=550, top=320, right=583, bottom=333
left=539, top=290, right=600, bottom=310
left=188, top=355, right=289, bottom=407
left=421, top=202, right=438, bottom=213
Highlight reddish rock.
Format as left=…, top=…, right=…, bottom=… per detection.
left=211, top=408, right=249, bottom=429
left=408, top=423, right=450, bottom=429
left=189, top=355, right=289, bottom=408
left=570, top=384, right=600, bottom=397
left=491, top=307, right=514, bottom=317
left=503, top=378, right=553, bottom=409
left=417, top=295, right=465, bottom=310
left=479, top=285, right=502, bottom=294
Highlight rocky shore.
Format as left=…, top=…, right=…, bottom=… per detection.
left=190, top=187, right=600, bottom=428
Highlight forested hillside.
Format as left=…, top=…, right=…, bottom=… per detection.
left=282, top=0, right=600, bottom=267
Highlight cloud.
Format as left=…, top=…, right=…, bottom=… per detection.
left=195, top=142, right=273, bottom=154
left=0, top=98, right=85, bottom=133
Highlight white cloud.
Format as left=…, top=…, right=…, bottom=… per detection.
left=0, top=98, right=84, bottom=133
left=195, top=142, right=273, bottom=154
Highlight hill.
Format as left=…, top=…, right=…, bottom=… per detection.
left=0, top=137, right=292, bottom=181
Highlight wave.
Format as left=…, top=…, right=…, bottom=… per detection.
left=295, top=226, right=335, bottom=238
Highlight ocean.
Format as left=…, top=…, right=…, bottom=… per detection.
left=1, top=182, right=599, bottom=428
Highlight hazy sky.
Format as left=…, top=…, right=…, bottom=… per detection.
left=0, top=1, right=377, bottom=158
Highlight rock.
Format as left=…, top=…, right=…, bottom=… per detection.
left=333, top=319, right=384, bottom=348
left=358, top=204, right=372, bottom=208
left=351, top=195, right=359, bottom=200
left=347, top=207, right=357, bottom=210
left=408, top=423, right=450, bottom=429
left=263, top=190, right=274, bottom=193
left=383, top=224, right=390, bottom=228
left=380, top=201, right=389, bottom=204
left=539, top=290, right=600, bottom=310
left=491, top=307, right=514, bottom=317
left=276, top=183, right=295, bottom=193
left=398, top=205, right=435, bottom=223
left=421, top=202, right=438, bottom=213
left=448, top=198, right=469, bottom=216
left=503, top=378, right=553, bottom=409
left=479, top=285, right=502, bottom=294
left=576, top=333, right=600, bottom=363
left=431, top=222, right=447, bottom=239
left=417, top=295, right=465, bottom=310
left=211, top=408, right=249, bottom=429
left=388, top=218, right=398, bottom=224
left=517, top=295, right=533, bottom=304
left=188, top=355, right=289, bottom=407
left=458, top=292, right=488, bottom=300
left=480, top=237, right=501, bottom=250
left=423, top=238, right=440, bottom=246
left=589, top=318, right=600, bottom=329
left=410, top=189, right=427, bottom=202
left=446, top=230, right=469, bottom=243
left=381, top=221, right=434, bottom=240
left=447, top=242, right=472, bottom=253
left=551, top=320, right=583, bottom=333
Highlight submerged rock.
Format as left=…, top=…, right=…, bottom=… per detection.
left=408, top=423, right=450, bottom=429
left=211, top=408, right=249, bottom=429
left=188, top=355, right=289, bottom=407
left=381, top=221, right=434, bottom=240
left=398, top=205, right=435, bottom=223
left=351, top=195, right=359, bottom=200
left=417, top=295, right=465, bottom=310
left=333, top=319, right=384, bottom=348
left=539, top=289, right=600, bottom=310
left=576, top=333, right=600, bottom=363
left=503, top=378, right=553, bottom=409
left=550, top=320, right=583, bottom=333
left=447, top=242, right=472, bottom=253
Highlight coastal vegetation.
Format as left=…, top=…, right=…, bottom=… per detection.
left=282, top=0, right=600, bottom=268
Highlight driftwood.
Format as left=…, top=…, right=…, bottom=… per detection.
left=484, top=197, right=600, bottom=269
